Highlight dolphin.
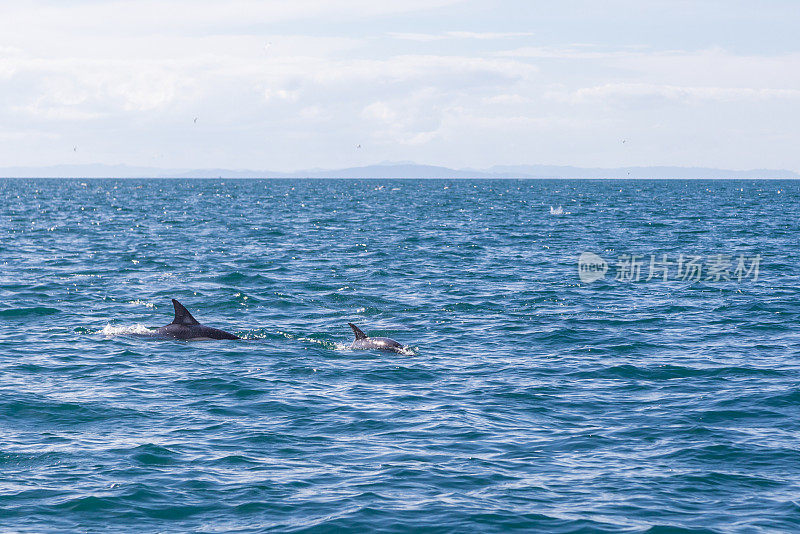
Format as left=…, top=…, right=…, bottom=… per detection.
left=155, top=299, right=240, bottom=340
left=348, top=323, right=406, bottom=353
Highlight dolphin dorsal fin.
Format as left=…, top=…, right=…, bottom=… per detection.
left=171, top=299, right=200, bottom=326
left=349, top=323, right=367, bottom=340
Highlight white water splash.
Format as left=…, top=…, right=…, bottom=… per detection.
left=128, top=299, right=155, bottom=308
left=100, top=324, right=155, bottom=337
left=333, top=341, right=416, bottom=355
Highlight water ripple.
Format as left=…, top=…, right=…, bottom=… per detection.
left=0, top=178, right=798, bottom=532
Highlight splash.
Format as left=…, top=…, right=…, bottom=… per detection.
left=100, top=324, right=155, bottom=337
left=397, top=346, right=418, bottom=356
left=127, top=299, right=155, bottom=308
left=549, top=205, right=570, bottom=215
left=333, top=341, right=417, bottom=355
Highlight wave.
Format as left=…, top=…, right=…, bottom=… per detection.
left=0, top=307, right=60, bottom=318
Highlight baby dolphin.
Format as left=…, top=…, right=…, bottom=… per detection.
left=348, top=323, right=406, bottom=353
left=155, top=299, right=240, bottom=340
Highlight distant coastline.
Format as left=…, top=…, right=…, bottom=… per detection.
left=1, top=162, right=798, bottom=179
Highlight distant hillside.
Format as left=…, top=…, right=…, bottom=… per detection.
left=485, top=165, right=800, bottom=179
left=1, top=162, right=797, bottom=179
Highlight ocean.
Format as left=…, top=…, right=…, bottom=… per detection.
left=0, top=178, right=798, bottom=532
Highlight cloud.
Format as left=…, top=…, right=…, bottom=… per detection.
left=500, top=45, right=800, bottom=84
left=361, top=89, right=446, bottom=145
left=0, top=1, right=465, bottom=38
left=3, top=54, right=202, bottom=119
left=554, top=83, right=800, bottom=105
left=0, top=2, right=798, bottom=171
left=497, top=45, right=642, bottom=59
left=388, top=31, right=535, bottom=42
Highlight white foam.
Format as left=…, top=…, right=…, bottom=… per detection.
left=100, top=323, right=154, bottom=337
left=333, top=341, right=416, bottom=355
left=127, top=299, right=155, bottom=308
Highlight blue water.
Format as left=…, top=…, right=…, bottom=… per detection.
left=1, top=178, right=799, bottom=533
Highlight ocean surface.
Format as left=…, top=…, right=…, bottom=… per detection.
left=1, top=178, right=799, bottom=533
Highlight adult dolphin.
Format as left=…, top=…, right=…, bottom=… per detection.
left=155, top=299, right=240, bottom=340
left=348, top=323, right=406, bottom=353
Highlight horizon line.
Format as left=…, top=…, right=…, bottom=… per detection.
left=0, top=161, right=798, bottom=179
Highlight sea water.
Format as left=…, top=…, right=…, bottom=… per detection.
left=0, top=178, right=798, bottom=532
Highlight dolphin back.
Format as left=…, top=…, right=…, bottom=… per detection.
left=172, top=299, right=200, bottom=326
left=348, top=323, right=406, bottom=353
left=349, top=323, right=368, bottom=340
left=154, top=299, right=239, bottom=340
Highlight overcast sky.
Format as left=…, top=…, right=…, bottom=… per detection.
left=1, top=0, right=798, bottom=171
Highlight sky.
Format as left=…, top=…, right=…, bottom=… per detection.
left=0, top=0, right=799, bottom=172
